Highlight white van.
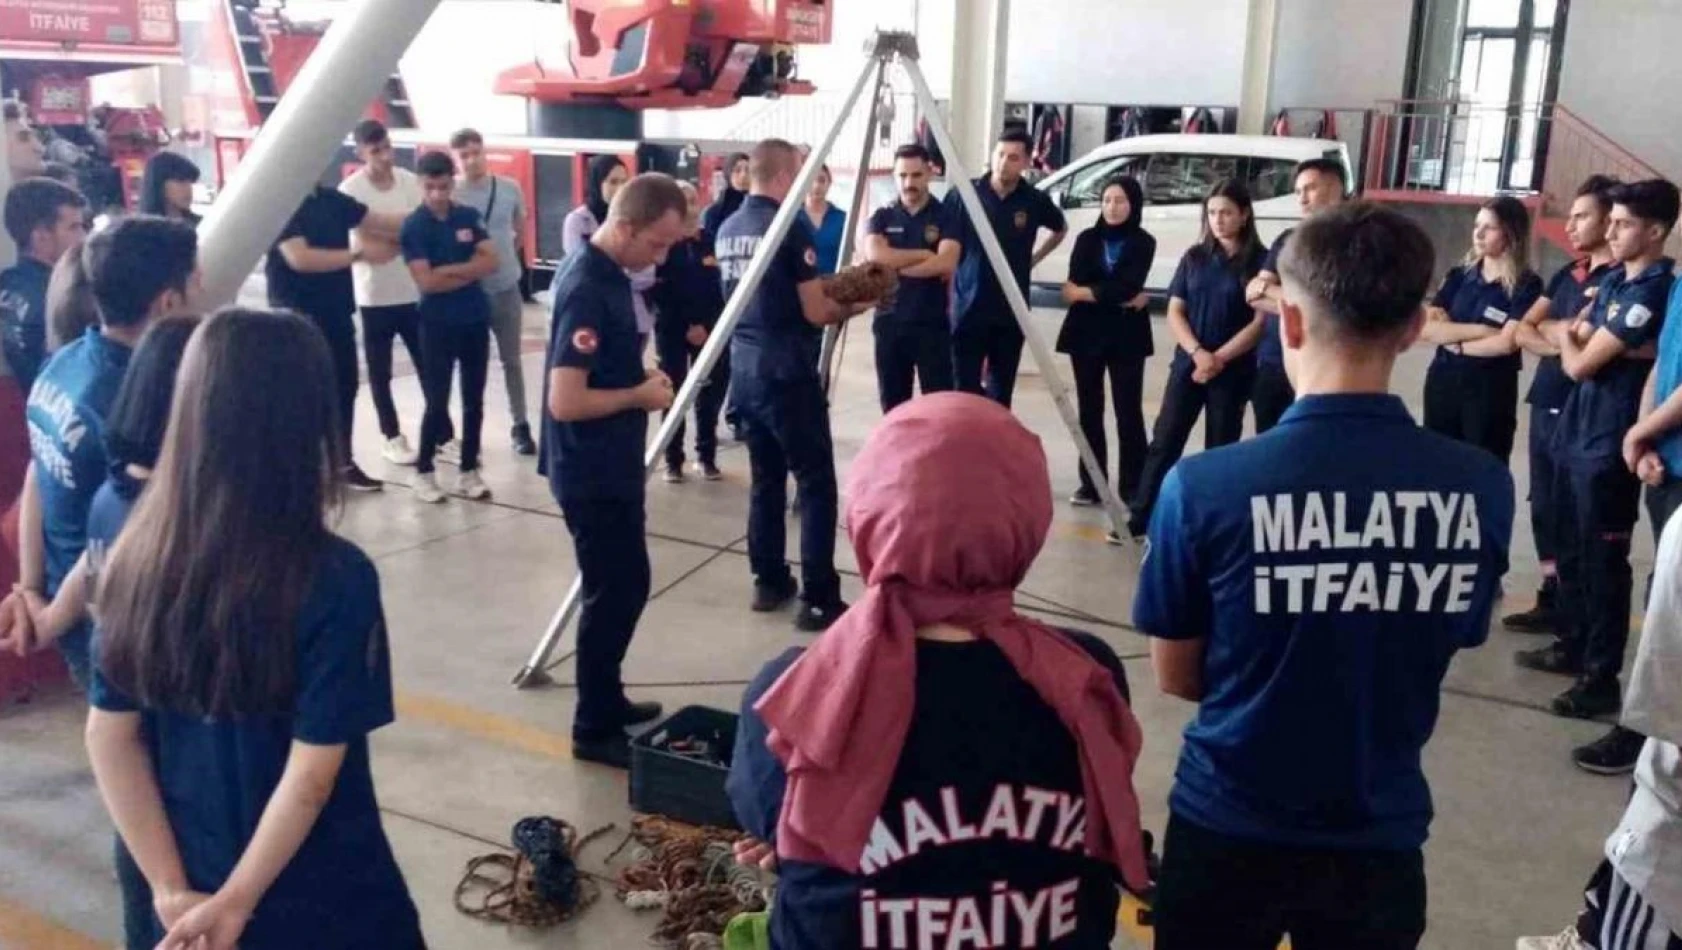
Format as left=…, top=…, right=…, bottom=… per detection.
left=1030, top=134, right=1353, bottom=299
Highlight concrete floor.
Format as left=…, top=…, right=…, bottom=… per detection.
left=0, top=300, right=1641, bottom=950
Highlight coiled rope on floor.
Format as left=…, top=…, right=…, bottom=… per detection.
left=454, top=816, right=616, bottom=928
left=610, top=814, right=770, bottom=946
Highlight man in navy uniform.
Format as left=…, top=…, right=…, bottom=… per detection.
left=945, top=128, right=1066, bottom=408
left=1, top=178, right=85, bottom=391
left=1245, top=157, right=1348, bottom=433
left=1517, top=179, right=1678, bottom=724
left=1135, top=203, right=1513, bottom=949
left=862, top=143, right=961, bottom=412
left=715, top=138, right=876, bottom=632
left=544, top=173, right=689, bottom=768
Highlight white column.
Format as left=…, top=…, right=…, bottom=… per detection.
left=1238, top=0, right=1281, bottom=134
left=195, top=0, right=444, bottom=307
left=945, top=0, right=1008, bottom=173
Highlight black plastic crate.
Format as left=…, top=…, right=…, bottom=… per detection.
left=629, top=705, right=741, bottom=830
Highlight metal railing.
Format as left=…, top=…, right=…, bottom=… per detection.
left=1541, top=104, right=1680, bottom=257
left=720, top=86, right=922, bottom=176
left=1362, top=99, right=1552, bottom=198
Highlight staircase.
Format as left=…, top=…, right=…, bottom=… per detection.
left=1537, top=104, right=1680, bottom=258
left=223, top=0, right=417, bottom=131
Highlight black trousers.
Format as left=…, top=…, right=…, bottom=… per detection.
left=875, top=323, right=954, bottom=413
left=655, top=334, right=730, bottom=468
left=1130, top=359, right=1254, bottom=531
left=1554, top=460, right=1642, bottom=686
left=952, top=316, right=1026, bottom=408
left=312, top=311, right=359, bottom=459
left=737, top=376, right=840, bottom=606
left=562, top=496, right=650, bottom=740
left=416, top=320, right=488, bottom=475
left=1154, top=815, right=1427, bottom=950
left=1069, top=350, right=1146, bottom=500
left=1528, top=406, right=1564, bottom=572
left=361, top=303, right=424, bottom=440
left=1251, top=359, right=1296, bottom=435
left=1422, top=360, right=1519, bottom=463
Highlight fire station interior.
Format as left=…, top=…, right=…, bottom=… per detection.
left=5, top=0, right=1682, bottom=948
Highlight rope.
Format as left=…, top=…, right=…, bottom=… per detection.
left=453, top=816, right=616, bottom=928
left=612, top=815, right=769, bottom=946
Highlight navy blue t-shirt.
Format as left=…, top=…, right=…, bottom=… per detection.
left=541, top=242, right=647, bottom=505
left=0, top=257, right=53, bottom=389
left=946, top=177, right=1064, bottom=329
left=84, top=466, right=144, bottom=595
left=400, top=203, right=491, bottom=326
left=1553, top=258, right=1676, bottom=467
left=1528, top=259, right=1614, bottom=409
left=26, top=327, right=132, bottom=678
left=867, top=198, right=957, bottom=334
left=1429, top=263, right=1543, bottom=374
left=1257, top=230, right=1293, bottom=367
left=1133, top=394, right=1513, bottom=850
left=728, top=632, right=1129, bottom=950
left=266, top=186, right=366, bottom=321
left=1166, top=243, right=1264, bottom=368
left=89, top=537, right=422, bottom=950
left=717, top=195, right=822, bottom=382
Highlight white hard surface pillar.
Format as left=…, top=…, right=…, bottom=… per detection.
left=1238, top=0, right=1281, bottom=134
left=195, top=0, right=444, bottom=307
left=945, top=0, right=1009, bottom=173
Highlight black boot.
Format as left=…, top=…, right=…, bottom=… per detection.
left=1501, top=577, right=1558, bottom=633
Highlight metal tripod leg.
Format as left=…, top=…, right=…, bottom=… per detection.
left=818, top=60, right=888, bottom=394
left=899, top=56, right=1131, bottom=539
left=512, top=52, right=887, bottom=688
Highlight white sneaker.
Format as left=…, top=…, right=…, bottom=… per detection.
left=454, top=469, right=490, bottom=500
left=436, top=440, right=462, bottom=467
left=413, top=472, right=446, bottom=504
left=382, top=435, right=418, bottom=466
left=1516, top=929, right=1586, bottom=950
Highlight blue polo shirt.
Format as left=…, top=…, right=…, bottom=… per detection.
left=867, top=198, right=957, bottom=334
left=541, top=242, right=647, bottom=505
left=1654, top=280, right=1682, bottom=477
left=1429, top=263, right=1543, bottom=374
left=1257, top=230, right=1293, bottom=367
left=1166, top=243, right=1264, bottom=368
left=1554, top=258, right=1675, bottom=468
left=25, top=327, right=132, bottom=677
left=717, top=195, right=822, bottom=382
left=807, top=203, right=847, bottom=275
left=1529, top=259, right=1614, bottom=410
left=1134, top=394, right=1513, bottom=850
left=399, top=203, right=491, bottom=327
left=90, top=536, right=423, bottom=950
left=0, top=257, right=53, bottom=389
left=945, top=176, right=1064, bottom=329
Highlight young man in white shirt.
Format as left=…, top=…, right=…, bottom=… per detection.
left=339, top=119, right=454, bottom=465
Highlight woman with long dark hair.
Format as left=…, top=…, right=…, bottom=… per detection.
left=1058, top=176, right=1156, bottom=510
left=1419, top=195, right=1542, bottom=462
left=85, top=308, right=423, bottom=950
left=138, top=152, right=201, bottom=226
left=1126, top=179, right=1266, bottom=538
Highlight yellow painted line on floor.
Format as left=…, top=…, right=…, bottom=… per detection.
left=394, top=691, right=573, bottom=761
left=0, top=896, right=107, bottom=950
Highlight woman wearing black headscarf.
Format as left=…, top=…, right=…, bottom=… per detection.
left=561, top=154, right=655, bottom=342
left=1057, top=176, right=1156, bottom=512
left=138, top=151, right=201, bottom=226
left=699, top=151, right=750, bottom=242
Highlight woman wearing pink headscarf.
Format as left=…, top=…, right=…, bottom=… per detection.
left=726, top=391, right=1150, bottom=949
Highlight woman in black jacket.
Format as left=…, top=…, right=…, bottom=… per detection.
left=137, top=151, right=201, bottom=226
left=1057, top=176, right=1156, bottom=509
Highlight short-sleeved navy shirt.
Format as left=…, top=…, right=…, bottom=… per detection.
left=1528, top=259, right=1614, bottom=409
left=1133, top=394, right=1514, bottom=850
left=867, top=198, right=957, bottom=334
left=727, top=631, right=1129, bottom=950
left=1257, top=230, right=1293, bottom=367
left=1429, top=263, right=1543, bottom=374
left=541, top=241, right=647, bottom=506
left=83, top=466, right=144, bottom=597
left=89, top=537, right=422, bottom=950
left=400, top=203, right=492, bottom=326
left=266, top=186, right=367, bottom=321
left=1166, top=243, right=1264, bottom=368
left=946, top=177, right=1064, bottom=329
left=717, top=195, right=822, bottom=382
left=0, top=257, right=53, bottom=389
left=1553, top=259, right=1676, bottom=467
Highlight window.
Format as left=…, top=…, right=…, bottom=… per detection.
left=1466, top=0, right=1521, bottom=28
left=1247, top=158, right=1300, bottom=201
left=1143, top=153, right=1241, bottom=205
left=1059, top=155, right=1145, bottom=209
